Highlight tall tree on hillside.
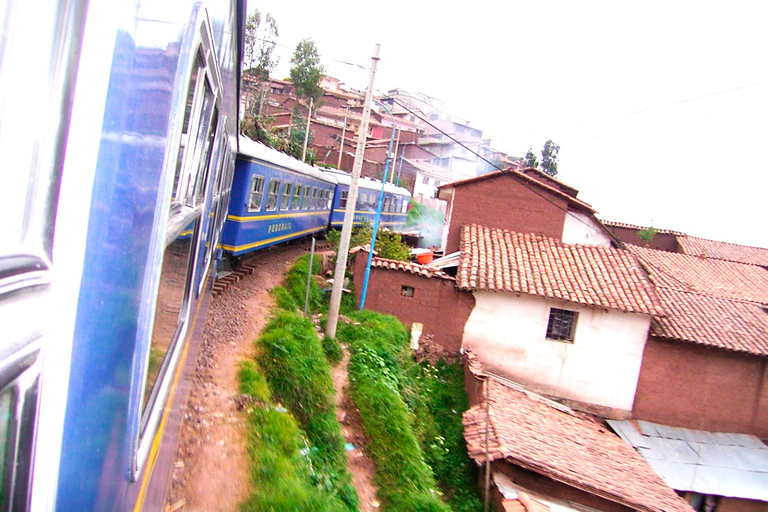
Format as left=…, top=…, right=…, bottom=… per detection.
left=524, top=147, right=538, bottom=168
left=290, top=38, right=324, bottom=161
left=244, top=9, right=279, bottom=78
left=241, top=9, right=279, bottom=143
left=540, top=139, right=560, bottom=177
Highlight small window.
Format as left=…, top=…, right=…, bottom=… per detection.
left=339, top=190, right=348, bottom=208
left=265, top=179, right=279, bottom=211
left=383, top=197, right=391, bottom=212
left=401, top=286, right=414, bottom=297
left=357, top=193, right=365, bottom=210
left=247, top=175, right=265, bottom=211
left=280, top=182, right=292, bottom=210
left=301, top=186, right=310, bottom=209
left=546, top=308, right=578, bottom=342
left=292, top=184, right=302, bottom=210
left=311, top=187, right=318, bottom=209
left=401, top=199, right=409, bottom=214
left=325, top=189, right=332, bottom=209
left=422, top=175, right=429, bottom=185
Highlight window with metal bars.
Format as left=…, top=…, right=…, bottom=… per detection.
left=546, top=308, right=578, bottom=342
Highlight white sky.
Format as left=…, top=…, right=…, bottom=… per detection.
left=252, top=0, right=767, bottom=248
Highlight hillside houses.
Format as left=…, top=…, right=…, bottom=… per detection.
left=352, top=166, right=768, bottom=511
left=241, top=75, right=502, bottom=202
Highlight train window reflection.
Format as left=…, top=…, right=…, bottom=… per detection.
left=265, top=179, right=279, bottom=211
left=292, top=185, right=302, bottom=210
left=280, top=182, right=292, bottom=211
left=248, top=175, right=265, bottom=211
left=142, top=221, right=198, bottom=414
left=301, top=186, right=310, bottom=209
left=0, top=388, right=11, bottom=500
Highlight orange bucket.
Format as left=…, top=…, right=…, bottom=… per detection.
left=416, top=251, right=433, bottom=264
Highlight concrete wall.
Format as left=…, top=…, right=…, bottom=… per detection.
left=463, top=292, right=651, bottom=416
left=351, top=253, right=475, bottom=354
left=633, top=337, right=768, bottom=438
left=605, top=225, right=681, bottom=252
left=443, top=174, right=568, bottom=254
left=562, top=210, right=612, bottom=247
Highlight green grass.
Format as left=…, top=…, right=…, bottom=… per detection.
left=339, top=311, right=451, bottom=511
left=238, top=360, right=348, bottom=512
left=255, top=309, right=357, bottom=509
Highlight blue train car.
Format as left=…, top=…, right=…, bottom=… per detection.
left=221, top=137, right=338, bottom=257
left=0, top=0, right=244, bottom=509
left=327, top=170, right=412, bottom=230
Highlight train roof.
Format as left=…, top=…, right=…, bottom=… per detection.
left=238, top=136, right=338, bottom=185
left=322, top=168, right=412, bottom=197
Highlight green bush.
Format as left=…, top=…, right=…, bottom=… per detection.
left=327, top=224, right=410, bottom=262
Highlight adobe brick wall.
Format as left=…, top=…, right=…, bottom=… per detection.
left=716, top=497, right=768, bottom=512
left=605, top=226, right=681, bottom=252
left=444, top=174, right=568, bottom=254
left=351, top=253, right=475, bottom=355
left=633, top=337, right=768, bottom=438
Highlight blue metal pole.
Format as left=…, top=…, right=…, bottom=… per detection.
left=359, top=100, right=396, bottom=310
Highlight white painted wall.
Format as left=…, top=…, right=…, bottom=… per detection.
left=413, top=171, right=437, bottom=200
left=562, top=210, right=612, bottom=247
left=463, top=291, right=651, bottom=413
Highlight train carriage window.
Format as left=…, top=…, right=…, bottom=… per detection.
left=324, top=189, right=331, bottom=209
left=339, top=190, right=348, bottom=208
left=357, top=193, right=365, bottom=210
left=265, top=179, right=279, bottom=211
left=292, top=185, right=302, bottom=210
left=383, top=197, right=391, bottom=212
left=306, top=187, right=313, bottom=209
left=401, top=199, right=409, bottom=213
left=280, top=182, right=292, bottom=211
left=301, top=186, right=310, bottom=209
left=247, top=175, right=265, bottom=212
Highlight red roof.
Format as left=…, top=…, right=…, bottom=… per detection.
left=438, top=168, right=595, bottom=213
left=370, top=255, right=455, bottom=280
left=458, top=224, right=663, bottom=315
left=628, top=244, right=768, bottom=355
left=462, top=371, right=692, bottom=512
left=677, top=235, right=768, bottom=267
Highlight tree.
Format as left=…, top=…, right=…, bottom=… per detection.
left=540, top=139, right=560, bottom=177
left=290, top=38, right=324, bottom=105
left=290, top=38, right=324, bottom=161
left=244, top=9, right=279, bottom=80
left=524, top=147, right=538, bottom=168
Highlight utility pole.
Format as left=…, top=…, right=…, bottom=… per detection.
left=326, top=44, right=380, bottom=340
left=337, top=105, right=349, bottom=170
left=301, top=97, right=313, bottom=162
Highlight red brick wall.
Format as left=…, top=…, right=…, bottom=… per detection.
left=352, top=254, right=475, bottom=354
left=633, top=337, right=768, bottom=438
left=444, top=174, right=568, bottom=254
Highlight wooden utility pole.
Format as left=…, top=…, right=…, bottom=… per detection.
left=337, top=105, right=349, bottom=170
left=301, top=97, right=313, bottom=162
left=325, top=44, right=380, bottom=340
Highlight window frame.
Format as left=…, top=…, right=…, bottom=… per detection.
left=247, top=174, right=265, bottom=212
left=545, top=307, right=578, bottom=343
left=339, top=190, right=348, bottom=209
left=265, top=178, right=279, bottom=211
left=280, top=182, right=292, bottom=211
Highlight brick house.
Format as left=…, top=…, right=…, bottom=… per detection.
left=625, top=243, right=768, bottom=438
left=437, top=168, right=614, bottom=254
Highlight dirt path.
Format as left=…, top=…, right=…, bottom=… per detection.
left=331, top=343, right=380, bottom=510
left=167, top=244, right=309, bottom=511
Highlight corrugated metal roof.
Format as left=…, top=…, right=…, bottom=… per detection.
left=608, top=420, right=768, bottom=501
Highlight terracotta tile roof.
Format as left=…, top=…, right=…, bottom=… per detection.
left=628, top=244, right=768, bottom=305
left=352, top=247, right=455, bottom=280
left=462, top=378, right=693, bottom=512
left=677, top=235, right=768, bottom=267
left=458, top=224, right=663, bottom=316
left=437, top=168, right=596, bottom=213
left=628, top=244, right=768, bottom=355
left=370, top=255, right=455, bottom=280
